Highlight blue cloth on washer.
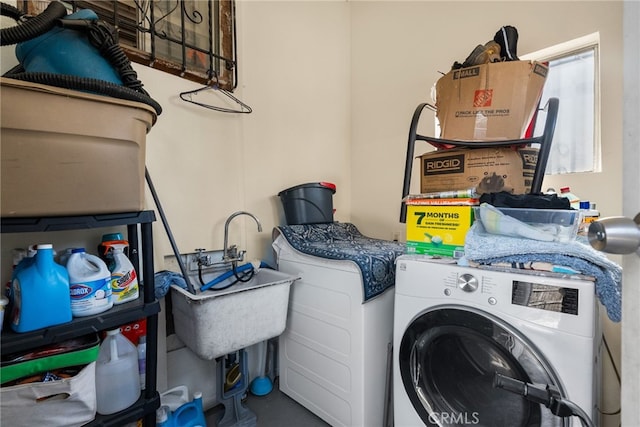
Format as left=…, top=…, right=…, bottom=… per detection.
left=276, top=222, right=406, bottom=302
left=464, top=222, right=623, bottom=323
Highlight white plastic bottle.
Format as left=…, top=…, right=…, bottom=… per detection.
left=138, top=335, right=146, bottom=390
left=95, top=328, right=141, bottom=415
left=67, top=248, right=113, bottom=317
left=109, top=243, right=139, bottom=304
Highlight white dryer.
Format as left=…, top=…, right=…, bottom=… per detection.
left=393, top=255, right=601, bottom=427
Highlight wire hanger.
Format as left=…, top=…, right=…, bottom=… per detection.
left=179, top=74, right=252, bottom=114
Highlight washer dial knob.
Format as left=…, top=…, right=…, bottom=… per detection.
left=458, top=273, right=478, bottom=292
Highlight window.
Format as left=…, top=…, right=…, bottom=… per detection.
left=522, top=33, right=601, bottom=174
left=20, top=0, right=237, bottom=90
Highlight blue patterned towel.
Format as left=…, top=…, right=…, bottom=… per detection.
left=465, top=222, right=623, bottom=322
left=275, top=222, right=406, bottom=302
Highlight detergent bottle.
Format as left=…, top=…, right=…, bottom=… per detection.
left=4, top=248, right=28, bottom=317
left=10, top=246, right=37, bottom=277
left=578, top=201, right=601, bottom=236
left=95, top=328, right=141, bottom=415
left=10, top=244, right=71, bottom=333
left=98, top=233, right=128, bottom=271
left=109, top=242, right=139, bottom=304
left=158, top=386, right=207, bottom=427
left=67, top=248, right=113, bottom=317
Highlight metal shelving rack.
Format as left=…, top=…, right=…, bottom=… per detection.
left=1, top=210, right=160, bottom=427
left=400, top=97, right=559, bottom=223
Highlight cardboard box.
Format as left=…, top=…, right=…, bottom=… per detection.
left=519, top=147, right=539, bottom=193
left=419, top=147, right=526, bottom=195
left=435, top=61, right=548, bottom=141
left=405, top=204, right=475, bottom=258
left=1, top=78, right=156, bottom=217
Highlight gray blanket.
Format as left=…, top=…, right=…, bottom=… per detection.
left=464, top=223, right=622, bottom=322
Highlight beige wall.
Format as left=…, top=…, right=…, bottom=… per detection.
left=134, top=1, right=352, bottom=269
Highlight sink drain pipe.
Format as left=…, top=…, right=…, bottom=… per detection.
left=145, top=167, right=196, bottom=294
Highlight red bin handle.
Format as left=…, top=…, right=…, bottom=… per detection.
left=319, top=182, right=336, bottom=192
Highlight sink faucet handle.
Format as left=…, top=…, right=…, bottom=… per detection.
left=224, top=244, right=238, bottom=261
left=194, top=248, right=211, bottom=266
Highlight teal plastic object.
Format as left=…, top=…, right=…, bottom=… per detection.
left=10, top=244, right=72, bottom=333
left=15, top=9, right=123, bottom=85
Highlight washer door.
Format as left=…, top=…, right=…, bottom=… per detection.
left=398, top=306, right=568, bottom=427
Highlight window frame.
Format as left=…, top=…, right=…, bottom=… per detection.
left=521, top=32, right=602, bottom=174
left=21, top=0, right=237, bottom=90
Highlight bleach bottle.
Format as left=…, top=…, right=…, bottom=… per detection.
left=109, top=242, right=139, bottom=304
left=67, top=248, right=113, bottom=317
left=95, top=328, right=141, bottom=415
left=10, top=244, right=71, bottom=333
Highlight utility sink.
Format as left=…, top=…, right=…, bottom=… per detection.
left=170, top=268, right=299, bottom=360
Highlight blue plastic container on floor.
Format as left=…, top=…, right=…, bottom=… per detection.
left=157, top=389, right=206, bottom=427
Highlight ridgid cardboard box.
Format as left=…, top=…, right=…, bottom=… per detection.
left=419, top=147, right=527, bottom=195
left=435, top=60, right=548, bottom=141
left=519, top=147, right=540, bottom=193
left=405, top=204, right=474, bottom=258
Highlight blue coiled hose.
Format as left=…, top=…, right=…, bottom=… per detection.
left=201, top=261, right=270, bottom=291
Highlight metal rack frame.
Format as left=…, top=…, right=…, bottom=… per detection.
left=1, top=211, right=160, bottom=427
left=400, top=97, right=559, bottom=223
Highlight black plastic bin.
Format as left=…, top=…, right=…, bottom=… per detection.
left=278, top=182, right=336, bottom=225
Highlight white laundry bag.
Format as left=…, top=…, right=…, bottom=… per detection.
left=1, top=362, right=97, bottom=427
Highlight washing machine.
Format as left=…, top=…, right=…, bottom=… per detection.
left=273, top=225, right=400, bottom=427
left=393, top=255, right=602, bottom=427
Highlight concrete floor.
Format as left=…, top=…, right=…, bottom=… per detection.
left=205, top=379, right=329, bottom=427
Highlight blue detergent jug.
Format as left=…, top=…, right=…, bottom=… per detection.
left=15, top=9, right=123, bottom=85
left=11, top=244, right=72, bottom=333
left=157, top=388, right=206, bottom=427
left=172, top=392, right=206, bottom=427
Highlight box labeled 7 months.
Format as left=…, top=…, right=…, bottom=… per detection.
left=405, top=205, right=475, bottom=258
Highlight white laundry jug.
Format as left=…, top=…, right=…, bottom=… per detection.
left=95, top=328, right=141, bottom=415
left=67, top=248, right=112, bottom=317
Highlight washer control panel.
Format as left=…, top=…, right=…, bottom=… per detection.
left=457, top=273, right=478, bottom=292
left=395, top=255, right=596, bottom=337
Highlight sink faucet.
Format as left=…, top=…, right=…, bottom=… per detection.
left=223, top=211, right=263, bottom=262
